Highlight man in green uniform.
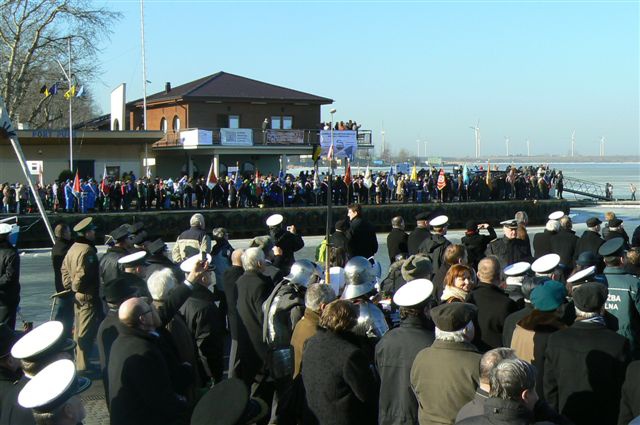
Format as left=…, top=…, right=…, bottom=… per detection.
left=61, top=217, right=101, bottom=373
left=599, top=238, right=640, bottom=358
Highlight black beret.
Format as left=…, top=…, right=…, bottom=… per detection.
left=598, top=238, right=625, bottom=257
left=430, top=303, right=477, bottom=332
left=586, top=217, right=602, bottom=227
left=103, top=276, right=142, bottom=305
left=572, top=282, right=607, bottom=312
left=131, top=230, right=148, bottom=246
left=415, top=212, right=430, bottom=221
left=609, top=218, right=623, bottom=227
left=466, top=220, right=478, bottom=232
left=109, top=224, right=130, bottom=242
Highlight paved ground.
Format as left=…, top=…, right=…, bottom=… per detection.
left=14, top=204, right=639, bottom=423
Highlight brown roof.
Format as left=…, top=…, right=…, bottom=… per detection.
left=132, top=71, right=333, bottom=106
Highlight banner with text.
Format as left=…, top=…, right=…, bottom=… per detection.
left=320, top=130, right=357, bottom=160
left=266, top=129, right=304, bottom=145
left=220, top=128, right=253, bottom=146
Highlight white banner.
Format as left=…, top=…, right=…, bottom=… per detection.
left=220, top=128, right=253, bottom=146
left=320, top=130, right=357, bottom=160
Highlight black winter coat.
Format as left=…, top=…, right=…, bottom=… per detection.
left=485, top=237, right=532, bottom=269
left=99, top=246, right=128, bottom=285
left=375, top=316, right=434, bottom=425
left=236, top=270, right=272, bottom=383
left=329, top=231, right=348, bottom=253
left=418, top=233, right=451, bottom=274
left=461, top=228, right=497, bottom=269
left=0, top=241, right=19, bottom=305
left=145, top=254, right=183, bottom=284
left=108, top=324, right=189, bottom=425
left=619, top=360, right=640, bottom=425
left=551, top=229, right=579, bottom=269
left=407, top=227, right=431, bottom=255
left=0, top=375, right=32, bottom=425
left=271, top=228, right=304, bottom=273
left=457, top=398, right=553, bottom=425
left=97, top=309, right=120, bottom=404
left=533, top=230, right=556, bottom=259
left=574, top=230, right=604, bottom=260
left=51, top=238, right=72, bottom=293
left=467, top=283, right=518, bottom=352
left=179, top=284, right=225, bottom=382
left=386, top=228, right=408, bottom=263
left=302, top=329, right=378, bottom=425
left=346, top=216, right=378, bottom=259
left=544, top=321, right=630, bottom=425
left=223, top=265, right=244, bottom=340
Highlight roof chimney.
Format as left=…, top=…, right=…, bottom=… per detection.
left=165, top=82, right=171, bottom=93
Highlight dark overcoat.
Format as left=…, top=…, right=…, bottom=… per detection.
left=386, top=228, right=409, bottom=263
left=467, top=283, right=518, bottom=352
left=533, top=230, right=556, bottom=259
left=346, top=216, right=378, bottom=259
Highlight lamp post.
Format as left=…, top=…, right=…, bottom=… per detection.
left=325, top=108, right=336, bottom=284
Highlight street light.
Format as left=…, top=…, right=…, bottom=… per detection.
left=326, top=108, right=337, bottom=284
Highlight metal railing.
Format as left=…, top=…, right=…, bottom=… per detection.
left=153, top=128, right=373, bottom=148
left=562, top=176, right=610, bottom=200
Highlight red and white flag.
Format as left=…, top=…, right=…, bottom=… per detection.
left=73, top=170, right=81, bottom=195
left=206, top=160, right=218, bottom=189
left=327, top=141, right=334, bottom=160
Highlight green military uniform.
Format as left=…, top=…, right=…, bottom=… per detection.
left=603, top=266, right=640, bottom=356
left=61, top=218, right=101, bottom=371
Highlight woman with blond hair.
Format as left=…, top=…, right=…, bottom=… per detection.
left=441, top=264, right=475, bottom=303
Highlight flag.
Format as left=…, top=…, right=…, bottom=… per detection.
left=206, top=160, right=218, bottom=189
left=48, top=83, right=58, bottom=96
left=410, top=163, right=418, bottom=182
left=75, top=85, right=84, bottom=98
left=386, top=166, right=396, bottom=191
left=39, top=85, right=49, bottom=97
left=486, top=161, right=492, bottom=189
left=0, top=97, right=16, bottom=140
left=344, top=161, right=352, bottom=185
left=327, top=141, right=334, bottom=160
left=462, top=164, right=470, bottom=185
left=73, top=171, right=81, bottom=195
left=363, top=165, right=372, bottom=189
left=234, top=172, right=243, bottom=190
left=255, top=169, right=262, bottom=197
left=312, top=144, right=322, bottom=163
left=64, top=85, right=76, bottom=100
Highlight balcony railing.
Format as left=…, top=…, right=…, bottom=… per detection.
left=153, top=128, right=373, bottom=148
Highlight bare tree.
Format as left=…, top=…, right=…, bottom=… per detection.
left=0, top=0, right=120, bottom=128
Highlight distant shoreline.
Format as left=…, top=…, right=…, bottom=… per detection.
left=440, top=155, right=639, bottom=164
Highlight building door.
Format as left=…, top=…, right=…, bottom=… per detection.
left=76, top=160, right=95, bottom=180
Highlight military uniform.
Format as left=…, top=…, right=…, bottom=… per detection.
left=61, top=219, right=101, bottom=372
left=485, top=237, right=532, bottom=269
left=603, top=266, right=640, bottom=356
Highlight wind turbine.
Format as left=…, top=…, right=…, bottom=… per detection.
left=600, top=136, right=606, bottom=157
left=505, top=136, right=510, bottom=156
left=571, top=130, right=576, bottom=157
left=469, top=119, right=480, bottom=158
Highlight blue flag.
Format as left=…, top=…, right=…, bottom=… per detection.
left=278, top=168, right=285, bottom=185
left=463, top=164, right=470, bottom=185
left=386, top=166, right=396, bottom=191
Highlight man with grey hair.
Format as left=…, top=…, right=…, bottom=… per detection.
left=291, top=283, right=336, bottom=376
left=544, top=282, right=630, bottom=425
left=411, top=303, right=481, bottom=424
left=457, top=359, right=539, bottom=424
left=551, top=216, right=579, bottom=275
left=455, top=348, right=517, bottom=422
left=172, top=213, right=211, bottom=263
left=387, top=216, right=408, bottom=263
left=235, top=247, right=272, bottom=385
left=574, top=217, right=604, bottom=260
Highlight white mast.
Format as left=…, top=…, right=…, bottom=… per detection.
left=381, top=122, right=385, bottom=159
left=571, top=129, right=576, bottom=157
left=56, top=39, right=73, bottom=170
left=600, top=136, right=605, bottom=157
left=505, top=136, right=510, bottom=156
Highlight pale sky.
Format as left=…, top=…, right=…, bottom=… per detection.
left=91, top=0, right=639, bottom=157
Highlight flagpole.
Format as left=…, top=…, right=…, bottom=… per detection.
left=140, top=0, right=149, bottom=177
left=325, top=109, right=336, bottom=285
left=67, top=37, right=73, bottom=171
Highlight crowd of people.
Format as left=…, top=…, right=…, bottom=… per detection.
left=0, top=204, right=639, bottom=424
left=0, top=164, right=575, bottom=215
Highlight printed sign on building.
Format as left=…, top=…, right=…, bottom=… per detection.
left=266, top=129, right=304, bottom=145
left=220, top=128, right=253, bottom=146
left=320, top=130, right=357, bottom=160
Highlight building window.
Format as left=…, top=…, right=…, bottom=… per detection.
left=113, top=119, right=120, bottom=131
left=160, top=117, right=167, bottom=133
left=229, top=115, right=240, bottom=129
left=271, top=116, right=281, bottom=130
left=282, top=116, right=292, bottom=129
left=172, top=115, right=181, bottom=131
